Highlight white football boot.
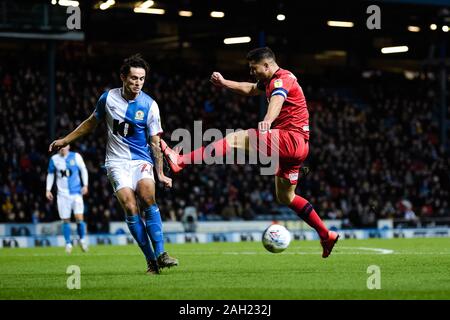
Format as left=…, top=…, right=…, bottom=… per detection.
left=65, top=243, right=73, bottom=254
left=80, top=238, right=89, bottom=252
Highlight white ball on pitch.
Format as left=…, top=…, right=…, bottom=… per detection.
left=262, top=224, right=292, bottom=253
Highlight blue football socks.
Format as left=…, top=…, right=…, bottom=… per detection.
left=144, top=204, right=164, bottom=257
left=126, top=214, right=156, bottom=261
left=76, top=221, right=86, bottom=240
left=62, top=222, right=71, bottom=245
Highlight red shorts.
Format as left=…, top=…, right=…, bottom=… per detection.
left=248, top=129, right=309, bottom=185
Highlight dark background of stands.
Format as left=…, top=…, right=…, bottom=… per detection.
left=0, top=0, right=449, bottom=232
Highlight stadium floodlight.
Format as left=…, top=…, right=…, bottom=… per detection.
left=430, top=24, right=437, bottom=30
left=443, top=25, right=449, bottom=32
left=381, top=46, right=409, bottom=54
left=210, top=11, right=225, bottom=18
left=179, top=10, right=193, bottom=17
left=58, top=0, right=79, bottom=6
left=327, top=20, right=354, bottom=28
left=134, top=7, right=165, bottom=14
left=223, top=36, right=251, bottom=45
left=407, top=26, right=420, bottom=32
left=99, top=0, right=115, bottom=10
left=277, top=14, right=286, bottom=21
left=138, top=1, right=154, bottom=9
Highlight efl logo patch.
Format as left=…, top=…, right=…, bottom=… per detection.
left=274, top=79, right=283, bottom=88
left=135, top=110, right=144, bottom=121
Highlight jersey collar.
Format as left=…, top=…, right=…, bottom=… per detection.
left=263, top=67, right=282, bottom=86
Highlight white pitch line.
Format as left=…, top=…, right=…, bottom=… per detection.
left=6, top=248, right=450, bottom=257
left=340, top=246, right=394, bottom=254
left=223, top=246, right=395, bottom=255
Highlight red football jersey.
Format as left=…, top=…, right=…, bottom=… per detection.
left=258, top=68, right=309, bottom=140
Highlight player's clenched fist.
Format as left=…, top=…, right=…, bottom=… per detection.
left=210, top=72, right=225, bottom=87
left=48, top=139, right=67, bottom=152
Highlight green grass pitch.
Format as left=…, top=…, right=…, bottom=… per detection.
left=1, top=238, right=449, bottom=300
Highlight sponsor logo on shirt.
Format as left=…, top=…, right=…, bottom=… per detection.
left=135, top=110, right=144, bottom=121
left=289, top=172, right=299, bottom=182
left=274, top=79, right=283, bottom=88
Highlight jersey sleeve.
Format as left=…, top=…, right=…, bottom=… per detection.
left=46, top=157, right=56, bottom=191
left=269, top=73, right=296, bottom=100
left=147, top=100, right=163, bottom=137
left=47, top=157, right=56, bottom=173
left=94, top=91, right=109, bottom=120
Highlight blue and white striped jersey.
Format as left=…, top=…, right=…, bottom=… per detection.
left=94, top=88, right=162, bottom=165
left=46, top=152, right=88, bottom=195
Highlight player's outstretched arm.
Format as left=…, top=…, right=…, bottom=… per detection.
left=210, top=72, right=262, bottom=96
left=259, top=95, right=285, bottom=131
left=150, top=134, right=172, bottom=188
left=49, top=113, right=99, bottom=152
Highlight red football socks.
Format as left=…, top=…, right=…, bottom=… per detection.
left=181, top=138, right=231, bottom=166
left=288, top=195, right=329, bottom=239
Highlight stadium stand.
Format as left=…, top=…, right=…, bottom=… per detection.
left=0, top=55, right=449, bottom=232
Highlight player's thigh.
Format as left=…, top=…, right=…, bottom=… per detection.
left=57, top=194, right=72, bottom=220
left=247, top=128, right=281, bottom=158
left=115, top=187, right=139, bottom=215
left=106, top=162, right=133, bottom=193
left=71, top=194, right=84, bottom=216
left=275, top=176, right=297, bottom=205
left=225, top=129, right=249, bottom=151
left=131, top=161, right=155, bottom=190
left=136, top=178, right=156, bottom=206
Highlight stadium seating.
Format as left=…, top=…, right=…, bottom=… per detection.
left=1, top=58, right=449, bottom=232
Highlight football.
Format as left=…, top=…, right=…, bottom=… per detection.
left=262, top=223, right=292, bottom=253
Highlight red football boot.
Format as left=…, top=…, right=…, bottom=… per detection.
left=160, top=139, right=184, bottom=174
left=320, top=231, right=339, bottom=258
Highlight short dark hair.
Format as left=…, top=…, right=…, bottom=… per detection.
left=246, top=47, right=276, bottom=62
left=120, top=53, right=150, bottom=76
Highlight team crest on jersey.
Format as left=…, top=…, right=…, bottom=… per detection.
left=135, top=110, right=144, bottom=121
left=70, top=160, right=75, bottom=166
left=274, top=79, right=283, bottom=88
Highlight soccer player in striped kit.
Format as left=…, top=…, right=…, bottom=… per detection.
left=46, top=145, right=89, bottom=254
left=49, top=54, right=178, bottom=274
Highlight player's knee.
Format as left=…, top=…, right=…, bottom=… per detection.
left=225, top=133, right=237, bottom=147
left=142, top=196, right=156, bottom=207
left=123, top=201, right=138, bottom=215
left=225, top=131, right=247, bottom=149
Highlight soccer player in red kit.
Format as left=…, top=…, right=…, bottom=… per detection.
left=161, top=47, right=339, bottom=258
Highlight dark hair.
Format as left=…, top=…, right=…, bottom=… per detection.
left=246, top=47, right=276, bottom=62
left=120, top=53, right=150, bottom=76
